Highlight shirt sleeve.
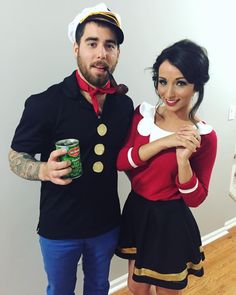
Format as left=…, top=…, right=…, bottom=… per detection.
left=175, top=129, right=217, bottom=207
left=11, top=93, right=55, bottom=155
left=116, top=106, right=147, bottom=171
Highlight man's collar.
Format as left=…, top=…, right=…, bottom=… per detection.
left=62, top=71, right=81, bottom=99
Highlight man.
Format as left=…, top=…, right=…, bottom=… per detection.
left=8, top=3, right=133, bottom=295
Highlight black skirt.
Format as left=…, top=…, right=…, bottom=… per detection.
left=115, top=191, right=204, bottom=290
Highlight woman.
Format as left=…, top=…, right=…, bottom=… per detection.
left=116, top=39, right=217, bottom=295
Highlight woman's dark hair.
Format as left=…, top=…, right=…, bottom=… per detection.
left=152, top=39, right=209, bottom=124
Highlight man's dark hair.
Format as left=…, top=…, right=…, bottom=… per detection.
left=75, top=20, right=120, bottom=47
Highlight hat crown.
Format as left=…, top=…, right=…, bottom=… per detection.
left=68, top=3, right=123, bottom=43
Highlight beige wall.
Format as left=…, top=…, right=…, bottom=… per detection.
left=1, top=0, right=236, bottom=294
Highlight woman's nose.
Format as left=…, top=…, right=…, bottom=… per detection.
left=164, top=85, right=175, bottom=98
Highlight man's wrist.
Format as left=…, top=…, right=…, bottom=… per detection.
left=39, top=162, right=49, bottom=181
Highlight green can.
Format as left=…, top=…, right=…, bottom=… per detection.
left=55, top=138, right=82, bottom=179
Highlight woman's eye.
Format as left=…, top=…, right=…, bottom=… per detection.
left=158, top=79, right=167, bottom=86
left=177, top=80, right=187, bottom=86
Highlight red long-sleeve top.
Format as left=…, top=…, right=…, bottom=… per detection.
left=117, top=102, right=217, bottom=207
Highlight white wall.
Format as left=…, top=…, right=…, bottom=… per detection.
left=1, top=0, right=236, bottom=294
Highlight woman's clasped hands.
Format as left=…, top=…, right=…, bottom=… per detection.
left=175, top=125, right=201, bottom=161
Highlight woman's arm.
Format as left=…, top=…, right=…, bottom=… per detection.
left=117, top=108, right=201, bottom=171
left=176, top=130, right=217, bottom=207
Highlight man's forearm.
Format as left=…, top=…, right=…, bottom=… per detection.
left=8, top=149, right=41, bottom=180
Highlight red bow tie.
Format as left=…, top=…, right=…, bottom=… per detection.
left=76, top=70, right=116, bottom=116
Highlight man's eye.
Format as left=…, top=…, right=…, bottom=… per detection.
left=88, top=42, right=96, bottom=47
left=106, top=43, right=116, bottom=49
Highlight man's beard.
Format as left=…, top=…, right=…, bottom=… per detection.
left=77, top=56, right=116, bottom=88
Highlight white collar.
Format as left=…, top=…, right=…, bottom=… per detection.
left=137, top=101, right=213, bottom=142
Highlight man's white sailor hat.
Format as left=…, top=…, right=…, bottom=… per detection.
left=68, top=3, right=124, bottom=44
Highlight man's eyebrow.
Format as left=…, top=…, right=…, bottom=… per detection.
left=84, top=37, right=117, bottom=45
left=106, top=39, right=117, bottom=45
left=85, top=37, right=98, bottom=42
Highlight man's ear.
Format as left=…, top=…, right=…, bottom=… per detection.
left=73, top=42, right=79, bottom=57
left=117, top=47, right=120, bottom=59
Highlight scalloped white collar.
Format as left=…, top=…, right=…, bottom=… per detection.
left=137, top=101, right=213, bottom=142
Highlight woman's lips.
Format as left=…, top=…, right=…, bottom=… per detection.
left=165, top=99, right=179, bottom=106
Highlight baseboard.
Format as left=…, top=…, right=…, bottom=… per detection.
left=224, top=217, right=236, bottom=229
left=202, top=216, right=236, bottom=245
left=109, top=216, right=236, bottom=294
left=109, top=274, right=128, bottom=294
left=201, top=227, right=229, bottom=246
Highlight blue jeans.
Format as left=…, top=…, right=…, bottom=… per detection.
left=39, top=228, right=119, bottom=295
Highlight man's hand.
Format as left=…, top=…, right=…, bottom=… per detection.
left=8, top=148, right=72, bottom=185
left=39, top=149, right=72, bottom=185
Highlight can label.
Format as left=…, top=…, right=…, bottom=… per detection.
left=55, top=139, right=82, bottom=179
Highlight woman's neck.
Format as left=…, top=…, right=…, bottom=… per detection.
left=155, top=106, right=194, bottom=132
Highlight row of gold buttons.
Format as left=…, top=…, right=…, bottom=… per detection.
left=92, top=124, right=107, bottom=173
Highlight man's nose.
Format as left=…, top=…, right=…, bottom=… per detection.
left=97, top=45, right=107, bottom=59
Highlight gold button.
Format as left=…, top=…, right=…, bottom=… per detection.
left=97, top=124, right=107, bottom=136
left=93, top=161, right=104, bottom=173
left=94, top=144, right=105, bottom=155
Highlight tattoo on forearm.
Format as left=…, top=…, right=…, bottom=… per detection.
left=8, top=150, right=41, bottom=180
